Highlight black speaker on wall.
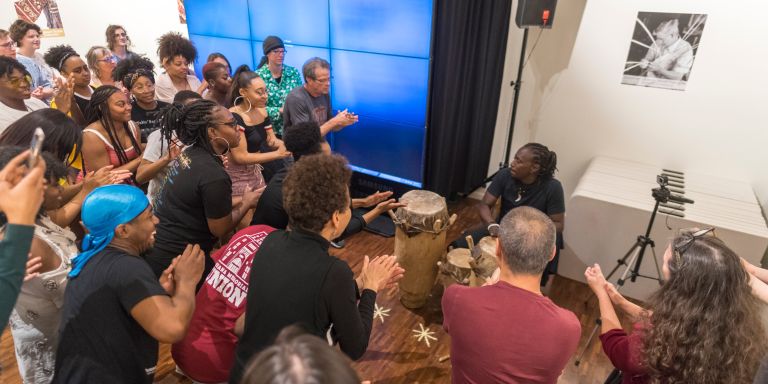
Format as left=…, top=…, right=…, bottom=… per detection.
left=515, top=0, right=557, bottom=28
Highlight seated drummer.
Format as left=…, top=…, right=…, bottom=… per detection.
left=459, top=143, right=564, bottom=286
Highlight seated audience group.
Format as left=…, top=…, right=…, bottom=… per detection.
left=0, top=18, right=766, bottom=384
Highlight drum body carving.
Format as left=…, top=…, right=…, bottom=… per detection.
left=393, top=190, right=451, bottom=308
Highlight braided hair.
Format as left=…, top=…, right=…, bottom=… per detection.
left=112, top=55, right=155, bottom=89
left=43, top=45, right=79, bottom=73
left=522, top=143, right=558, bottom=179
left=157, top=99, right=220, bottom=162
left=84, top=86, right=142, bottom=167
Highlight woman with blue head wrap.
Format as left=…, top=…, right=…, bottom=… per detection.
left=55, top=184, right=205, bottom=383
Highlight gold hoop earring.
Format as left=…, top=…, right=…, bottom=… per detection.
left=210, top=136, right=231, bottom=157
left=234, top=95, right=252, bottom=113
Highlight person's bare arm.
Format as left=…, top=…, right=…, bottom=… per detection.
left=228, top=131, right=290, bottom=166
left=477, top=192, right=499, bottom=227
left=131, top=244, right=204, bottom=343
left=585, top=264, right=622, bottom=333
left=234, top=313, right=245, bottom=337
left=207, top=186, right=265, bottom=238
left=549, top=213, right=565, bottom=233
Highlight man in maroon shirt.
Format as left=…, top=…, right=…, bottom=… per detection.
left=442, top=206, right=581, bottom=384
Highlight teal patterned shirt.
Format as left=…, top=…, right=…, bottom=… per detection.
left=255, top=65, right=303, bottom=136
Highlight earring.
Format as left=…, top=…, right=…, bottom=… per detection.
left=234, top=95, right=252, bottom=113
left=210, top=136, right=231, bottom=157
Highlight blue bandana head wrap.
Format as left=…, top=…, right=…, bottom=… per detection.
left=68, top=184, right=149, bottom=278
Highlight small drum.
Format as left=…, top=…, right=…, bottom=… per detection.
left=471, top=236, right=499, bottom=280
left=393, top=190, right=454, bottom=308
left=439, top=248, right=478, bottom=287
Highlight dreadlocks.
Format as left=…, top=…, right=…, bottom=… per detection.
left=522, top=143, right=558, bottom=179
left=157, top=99, right=220, bottom=162
left=84, top=86, right=142, bottom=166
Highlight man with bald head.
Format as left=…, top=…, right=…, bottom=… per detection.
left=442, top=207, right=581, bottom=384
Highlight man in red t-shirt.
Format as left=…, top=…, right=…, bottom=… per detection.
left=172, top=225, right=275, bottom=383
left=442, top=207, right=581, bottom=384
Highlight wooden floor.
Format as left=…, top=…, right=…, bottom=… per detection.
left=1, top=198, right=634, bottom=383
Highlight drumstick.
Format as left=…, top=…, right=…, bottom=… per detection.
left=465, top=236, right=475, bottom=251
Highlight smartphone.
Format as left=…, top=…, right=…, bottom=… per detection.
left=27, top=127, right=45, bottom=169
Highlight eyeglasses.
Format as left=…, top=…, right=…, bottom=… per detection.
left=270, top=49, right=287, bottom=55
left=215, top=120, right=238, bottom=128
left=0, top=40, right=16, bottom=49
left=98, top=55, right=118, bottom=64
left=312, top=76, right=332, bottom=84
left=674, top=227, right=716, bottom=260
left=5, top=74, right=32, bottom=87
left=115, top=32, right=127, bottom=37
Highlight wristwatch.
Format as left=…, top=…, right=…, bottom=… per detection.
left=487, top=223, right=500, bottom=237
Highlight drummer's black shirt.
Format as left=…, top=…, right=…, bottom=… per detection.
left=487, top=168, right=565, bottom=221
left=229, top=228, right=376, bottom=383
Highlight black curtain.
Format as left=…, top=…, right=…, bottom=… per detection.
left=424, top=0, right=512, bottom=198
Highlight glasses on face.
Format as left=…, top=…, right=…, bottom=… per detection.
left=674, top=227, right=716, bottom=260
left=98, top=55, right=118, bottom=64
left=5, top=74, right=32, bottom=88
left=0, top=40, right=16, bottom=49
left=115, top=32, right=127, bottom=38
left=215, top=120, right=238, bottom=129
left=270, top=49, right=287, bottom=55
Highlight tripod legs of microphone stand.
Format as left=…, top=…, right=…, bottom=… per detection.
left=574, top=237, right=657, bottom=366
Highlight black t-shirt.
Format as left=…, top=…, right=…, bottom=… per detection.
left=250, top=166, right=366, bottom=240
left=53, top=247, right=168, bottom=384
left=131, top=100, right=170, bottom=142
left=487, top=168, right=565, bottom=222
left=250, top=167, right=288, bottom=229
left=145, top=146, right=232, bottom=276
left=229, top=229, right=376, bottom=384
left=232, top=112, right=286, bottom=182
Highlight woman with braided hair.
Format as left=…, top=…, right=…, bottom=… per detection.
left=113, top=55, right=170, bottom=142
left=145, top=99, right=264, bottom=283
left=81, top=86, right=143, bottom=184
left=44, top=44, right=93, bottom=126
left=458, top=143, right=565, bottom=288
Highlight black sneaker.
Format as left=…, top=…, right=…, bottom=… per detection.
left=330, top=240, right=345, bottom=249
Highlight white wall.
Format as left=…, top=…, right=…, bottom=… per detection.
left=492, top=0, right=768, bottom=278
left=1, top=0, right=187, bottom=67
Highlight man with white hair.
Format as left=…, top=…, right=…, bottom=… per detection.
left=640, top=19, right=694, bottom=80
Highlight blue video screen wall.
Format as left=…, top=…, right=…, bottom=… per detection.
left=186, top=0, right=433, bottom=187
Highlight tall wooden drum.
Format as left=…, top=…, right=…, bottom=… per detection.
left=392, top=190, right=452, bottom=308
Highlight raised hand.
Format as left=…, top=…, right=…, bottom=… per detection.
left=584, top=263, right=607, bottom=294
left=361, top=254, right=401, bottom=293
left=173, top=244, right=205, bottom=287
left=24, top=255, right=43, bottom=282
left=0, top=150, right=46, bottom=225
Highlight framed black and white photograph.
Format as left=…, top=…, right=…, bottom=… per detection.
left=622, top=12, right=707, bottom=91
